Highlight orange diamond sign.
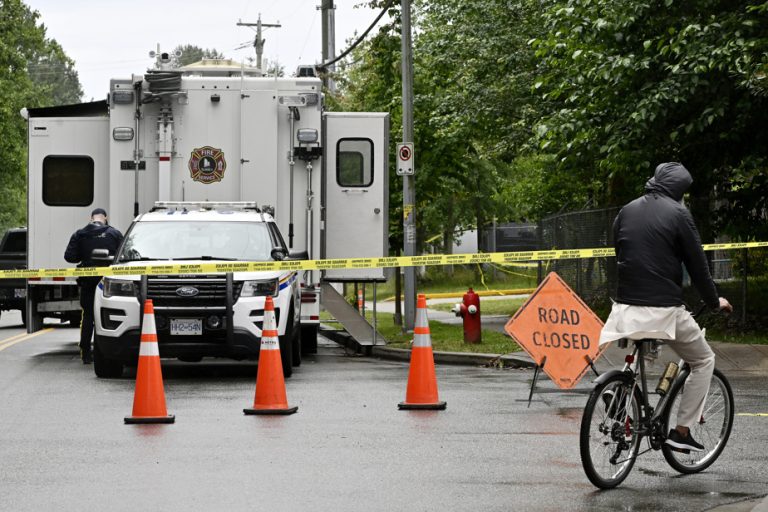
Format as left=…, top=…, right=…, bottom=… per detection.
left=505, top=272, right=606, bottom=389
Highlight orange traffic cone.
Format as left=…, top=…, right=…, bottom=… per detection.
left=125, top=300, right=175, bottom=424
left=244, top=296, right=298, bottom=415
left=398, top=294, right=447, bottom=410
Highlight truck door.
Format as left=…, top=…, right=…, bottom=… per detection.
left=322, top=113, right=389, bottom=281
left=27, top=115, right=109, bottom=272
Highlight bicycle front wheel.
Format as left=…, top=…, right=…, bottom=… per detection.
left=662, top=367, right=734, bottom=474
left=580, top=374, right=642, bottom=489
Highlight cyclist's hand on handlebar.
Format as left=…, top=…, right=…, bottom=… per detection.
left=718, top=297, right=733, bottom=314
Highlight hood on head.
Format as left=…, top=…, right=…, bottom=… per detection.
left=644, top=162, right=692, bottom=201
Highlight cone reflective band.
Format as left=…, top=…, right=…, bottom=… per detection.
left=125, top=300, right=175, bottom=424
left=244, top=295, right=298, bottom=415
left=399, top=294, right=446, bottom=410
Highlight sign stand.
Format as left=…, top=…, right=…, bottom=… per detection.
left=584, top=354, right=600, bottom=377
left=527, top=356, right=546, bottom=408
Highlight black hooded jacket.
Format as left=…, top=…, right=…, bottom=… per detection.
left=613, top=162, right=719, bottom=309
left=64, top=221, right=123, bottom=268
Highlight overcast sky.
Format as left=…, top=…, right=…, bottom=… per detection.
left=25, top=0, right=384, bottom=101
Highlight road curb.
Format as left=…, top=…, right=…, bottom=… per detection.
left=321, top=328, right=536, bottom=369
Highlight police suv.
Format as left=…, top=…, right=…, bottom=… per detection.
left=92, top=202, right=302, bottom=379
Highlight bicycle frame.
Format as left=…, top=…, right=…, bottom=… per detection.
left=613, top=338, right=689, bottom=443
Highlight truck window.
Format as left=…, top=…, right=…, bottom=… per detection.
left=337, top=138, right=373, bottom=187
left=3, top=231, right=26, bottom=253
left=42, top=155, right=94, bottom=206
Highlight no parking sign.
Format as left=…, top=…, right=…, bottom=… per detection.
left=396, top=143, right=414, bottom=176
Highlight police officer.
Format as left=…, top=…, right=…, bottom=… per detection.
left=64, top=208, right=123, bottom=364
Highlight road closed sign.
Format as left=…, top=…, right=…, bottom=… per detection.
left=505, top=272, right=606, bottom=389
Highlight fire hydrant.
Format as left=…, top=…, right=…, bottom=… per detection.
left=452, top=287, right=481, bottom=344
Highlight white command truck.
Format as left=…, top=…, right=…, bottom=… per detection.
left=23, top=54, right=389, bottom=378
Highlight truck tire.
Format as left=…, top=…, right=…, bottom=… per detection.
left=301, top=325, right=318, bottom=355
left=93, top=342, right=123, bottom=378
left=279, top=315, right=294, bottom=379
left=28, top=309, right=44, bottom=333
left=292, top=317, right=302, bottom=368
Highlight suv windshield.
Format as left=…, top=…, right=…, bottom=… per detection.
left=117, top=221, right=275, bottom=262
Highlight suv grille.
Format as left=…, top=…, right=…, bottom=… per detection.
left=146, top=278, right=243, bottom=308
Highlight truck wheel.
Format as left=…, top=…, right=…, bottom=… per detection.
left=93, top=342, right=123, bottom=378
left=301, top=325, right=318, bottom=355
left=292, top=317, right=302, bottom=368
left=28, top=309, right=44, bottom=333
left=279, top=318, right=294, bottom=379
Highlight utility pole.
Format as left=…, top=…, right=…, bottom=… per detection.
left=401, top=0, right=416, bottom=331
left=237, top=15, right=281, bottom=71
left=319, top=0, right=336, bottom=92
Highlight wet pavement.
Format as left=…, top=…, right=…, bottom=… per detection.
left=0, top=308, right=766, bottom=511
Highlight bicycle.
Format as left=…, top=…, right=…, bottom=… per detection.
left=579, top=336, right=735, bottom=489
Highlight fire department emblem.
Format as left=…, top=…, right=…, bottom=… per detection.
left=188, top=146, right=227, bottom=184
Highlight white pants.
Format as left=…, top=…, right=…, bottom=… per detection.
left=599, top=303, right=715, bottom=429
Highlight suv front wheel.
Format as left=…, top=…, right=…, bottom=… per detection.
left=93, top=340, right=124, bottom=378
left=278, top=310, right=294, bottom=379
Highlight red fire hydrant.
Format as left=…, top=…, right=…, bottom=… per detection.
left=452, top=287, right=481, bottom=344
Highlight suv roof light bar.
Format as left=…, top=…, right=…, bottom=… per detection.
left=151, top=201, right=260, bottom=212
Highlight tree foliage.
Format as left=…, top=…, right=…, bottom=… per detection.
left=27, top=39, right=83, bottom=105
left=334, top=0, right=543, bottom=254
left=171, top=44, right=225, bottom=67
left=0, top=0, right=83, bottom=230
left=332, top=0, right=768, bottom=246
left=531, top=0, right=768, bottom=239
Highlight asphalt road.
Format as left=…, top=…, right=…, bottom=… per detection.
left=0, top=309, right=766, bottom=512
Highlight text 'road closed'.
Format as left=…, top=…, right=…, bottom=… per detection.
left=505, top=273, right=606, bottom=389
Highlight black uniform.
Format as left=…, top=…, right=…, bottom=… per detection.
left=613, top=162, right=719, bottom=309
left=64, top=221, right=123, bottom=361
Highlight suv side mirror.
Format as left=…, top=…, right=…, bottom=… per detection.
left=287, top=250, right=308, bottom=261
left=271, top=247, right=288, bottom=261
left=91, top=248, right=113, bottom=263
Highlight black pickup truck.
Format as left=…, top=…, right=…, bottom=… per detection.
left=0, top=228, right=27, bottom=325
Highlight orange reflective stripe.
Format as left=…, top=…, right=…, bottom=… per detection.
left=414, top=326, right=430, bottom=335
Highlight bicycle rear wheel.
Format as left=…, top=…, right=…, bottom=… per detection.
left=662, top=368, right=734, bottom=473
left=580, top=375, right=642, bottom=489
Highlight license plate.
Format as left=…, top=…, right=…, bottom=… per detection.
left=170, top=318, right=202, bottom=335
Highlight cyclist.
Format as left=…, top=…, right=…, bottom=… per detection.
left=598, top=162, right=732, bottom=452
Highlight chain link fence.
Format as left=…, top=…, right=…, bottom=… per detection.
left=537, top=207, right=620, bottom=315
left=533, top=207, right=763, bottom=329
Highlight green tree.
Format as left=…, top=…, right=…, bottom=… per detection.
left=27, top=39, right=83, bottom=105
left=171, top=44, right=225, bottom=67
left=531, top=0, right=768, bottom=240
left=334, top=0, right=545, bottom=256
left=0, top=0, right=82, bottom=230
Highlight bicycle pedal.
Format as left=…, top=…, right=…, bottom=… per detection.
left=670, top=446, right=691, bottom=454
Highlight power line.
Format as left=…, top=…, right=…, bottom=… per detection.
left=316, top=0, right=395, bottom=71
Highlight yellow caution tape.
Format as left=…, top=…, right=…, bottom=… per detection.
left=2, top=241, right=766, bottom=280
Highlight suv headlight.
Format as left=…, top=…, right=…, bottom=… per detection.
left=241, top=279, right=278, bottom=297
left=102, top=278, right=137, bottom=298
